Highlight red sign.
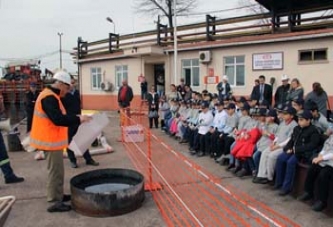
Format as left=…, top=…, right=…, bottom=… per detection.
left=208, top=68, right=214, bottom=77
left=204, top=76, right=219, bottom=84
left=138, top=74, right=144, bottom=82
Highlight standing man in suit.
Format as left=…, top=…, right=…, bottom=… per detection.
left=252, top=75, right=272, bottom=107
left=61, top=77, right=99, bottom=168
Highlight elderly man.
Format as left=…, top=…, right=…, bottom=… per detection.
left=274, top=74, right=290, bottom=107
left=216, top=75, right=231, bottom=101
left=118, top=79, right=133, bottom=108
left=30, top=71, right=91, bottom=213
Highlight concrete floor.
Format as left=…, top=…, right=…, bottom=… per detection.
left=2, top=112, right=332, bottom=227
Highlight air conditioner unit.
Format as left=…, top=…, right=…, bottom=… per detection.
left=100, top=81, right=114, bottom=92
left=199, top=51, right=212, bottom=63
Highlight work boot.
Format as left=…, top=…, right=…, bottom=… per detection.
left=86, top=159, right=99, bottom=166
left=312, top=201, right=327, bottom=212
left=5, top=175, right=24, bottom=184
left=62, top=194, right=71, bottom=202
left=70, top=162, right=78, bottom=168
left=298, top=192, right=313, bottom=201
left=47, top=202, right=71, bottom=213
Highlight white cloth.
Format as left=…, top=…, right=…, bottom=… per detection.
left=211, top=110, right=228, bottom=132
left=198, top=111, right=214, bottom=135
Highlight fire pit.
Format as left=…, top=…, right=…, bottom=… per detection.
left=70, top=168, right=145, bottom=217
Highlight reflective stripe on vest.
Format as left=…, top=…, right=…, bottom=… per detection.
left=0, top=158, right=10, bottom=166
left=30, top=88, right=68, bottom=151
left=30, top=137, right=68, bottom=149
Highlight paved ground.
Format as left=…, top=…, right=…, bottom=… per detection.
left=2, top=111, right=332, bottom=227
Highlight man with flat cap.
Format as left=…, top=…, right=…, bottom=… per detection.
left=26, top=82, right=40, bottom=133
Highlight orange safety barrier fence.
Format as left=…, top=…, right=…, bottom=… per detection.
left=119, top=111, right=301, bottom=227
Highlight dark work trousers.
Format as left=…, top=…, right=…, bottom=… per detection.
left=26, top=109, right=34, bottom=133
left=304, top=164, right=333, bottom=203
left=0, top=132, right=15, bottom=179
left=67, top=124, right=93, bottom=164
left=222, top=136, right=235, bottom=155
left=160, top=119, right=165, bottom=129
left=274, top=152, right=298, bottom=192
left=198, top=133, right=206, bottom=153
left=204, top=132, right=213, bottom=155
left=210, top=131, right=221, bottom=157
left=149, top=117, right=159, bottom=128
left=188, top=128, right=197, bottom=150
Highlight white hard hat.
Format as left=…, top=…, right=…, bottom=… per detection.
left=53, top=71, right=71, bottom=85
left=281, top=74, right=289, bottom=81
left=222, top=75, right=228, bottom=81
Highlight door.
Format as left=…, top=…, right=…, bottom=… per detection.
left=154, top=64, right=165, bottom=96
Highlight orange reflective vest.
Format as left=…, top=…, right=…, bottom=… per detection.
left=30, top=88, right=68, bottom=151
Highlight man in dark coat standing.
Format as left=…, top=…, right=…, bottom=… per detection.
left=25, top=82, right=40, bottom=133
left=274, top=75, right=290, bottom=107
left=118, top=79, right=133, bottom=109
left=251, top=75, right=273, bottom=107
left=61, top=77, right=99, bottom=168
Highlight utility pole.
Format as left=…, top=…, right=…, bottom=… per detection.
left=173, top=0, right=178, bottom=84
left=57, top=32, right=63, bottom=69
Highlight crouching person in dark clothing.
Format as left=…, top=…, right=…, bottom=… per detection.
left=298, top=133, right=333, bottom=212
left=274, top=110, right=321, bottom=196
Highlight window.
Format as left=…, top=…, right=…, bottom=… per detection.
left=115, top=65, right=128, bottom=89
left=299, top=49, right=328, bottom=62
left=224, top=56, right=245, bottom=86
left=181, top=59, right=200, bottom=87
left=91, top=67, right=102, bottom=90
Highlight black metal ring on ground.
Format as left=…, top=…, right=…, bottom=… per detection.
left=70, top=168, right=145, bottom=217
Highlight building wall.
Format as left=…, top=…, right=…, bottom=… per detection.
left=80, top=37, right=333, bottom=110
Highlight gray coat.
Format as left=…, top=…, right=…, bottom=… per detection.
left=305, top=91, right=328, bottom=116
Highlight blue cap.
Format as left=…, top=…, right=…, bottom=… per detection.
left=297, top=110, right=313, bottom=120
left=267, top=109, right=277, bottom=118
left=282, top=106, right=296, bottom=115
left=30, top=82, right=37, bottom=87
left=258, top=108, right=268, bottom=116
left=215, top=100, right=224, bottom=106
left=237, top=96, right=247, bottom=103
left=226, top=103, right=236, bottom=109
left=201, top=101, right=210, bottom=109
left=292, top=98, right=304, bottom=106
left=240, top=102, right=251, bottom=111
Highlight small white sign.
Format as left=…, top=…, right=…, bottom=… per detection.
left=253, top=52, right=283, bottom=70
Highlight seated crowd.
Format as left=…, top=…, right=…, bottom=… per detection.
left=147, top=75, right=333, bottom=213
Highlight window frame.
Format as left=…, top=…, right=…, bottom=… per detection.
left=223, top=55, right=245, bottom=88
left=181, top=59, right=200, bottom=88
left=115, top=65, right=128, bottom=90
left=90, top=67, right=102, bottom=91
left=298, top=48, right=328, bottom=64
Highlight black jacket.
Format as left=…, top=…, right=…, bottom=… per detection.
left=147, top=92, right=159, bottom=111
left=216, top=82, right=231, bottom=100
left=61, top=89, right=82, bottom=139
left=274, top=84, right=290, bottom=106
left=283, top=124, right=321, bottom=161
left=251, top=83, right=273, bottom=106
left=41, top=86, right=80, bottom=127
left=118, top=85, right=133, bottom=108
left=61, top=90, right=81, bottom=115
left=26, top=90, right=40, bottom=113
